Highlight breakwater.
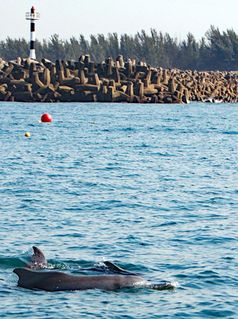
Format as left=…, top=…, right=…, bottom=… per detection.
left=0, top=55, right=238, bottom=103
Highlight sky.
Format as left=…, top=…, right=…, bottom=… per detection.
left=1, top=0, right=238, bottom=41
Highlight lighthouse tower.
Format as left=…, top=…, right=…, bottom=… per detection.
left=25, top=6, right=40, bottom=60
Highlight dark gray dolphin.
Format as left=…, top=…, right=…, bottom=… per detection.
left=13, top=268, right=175, bottom=292
left=27, top=246, right=47, bottom=269
left=103, top=261, right=138, bottom=275
left=82, top=261, right=138, bottom=275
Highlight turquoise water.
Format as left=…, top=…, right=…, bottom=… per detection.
left=1, top=102, right=238, bottom=318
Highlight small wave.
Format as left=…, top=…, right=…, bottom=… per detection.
left=198, top=309, right=236, bottom=318
left=0, top=257, right=26, bottom=269
left=159, top=221, right=177, bottom=227
left=222, top=131, right=238, bottom=135
left=121, top=127, right=136, bottom=132
left=169, top=281, right=179, bottom=288
left=149, top=280, right=179, bottom=290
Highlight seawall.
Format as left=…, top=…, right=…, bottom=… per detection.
left=0, top=55, right=238, bottom=103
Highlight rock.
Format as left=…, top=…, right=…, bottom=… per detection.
left=1, top=56, right=238, bottom=103
left=12, top=91, right=34, bottom=102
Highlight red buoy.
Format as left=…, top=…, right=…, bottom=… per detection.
left=41, top=113, right=53, bottom=123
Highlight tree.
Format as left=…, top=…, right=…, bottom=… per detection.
left=1, top=27, right=238, bottom=70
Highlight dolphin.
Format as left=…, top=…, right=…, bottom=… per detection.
left=15, top=246, right=176, bottom=291
left=102, top=261, right=138, bottom=275
left=27, top=246, right=47, bottom=269
left=13, top=267, right=174, bottom=291
left=81, top=261, right=138, bottom=275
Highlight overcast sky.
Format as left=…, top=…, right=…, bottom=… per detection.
left=2, top=0, right=238, bottom=41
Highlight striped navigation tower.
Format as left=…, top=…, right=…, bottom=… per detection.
left=25, top=6, right=40, bottom=60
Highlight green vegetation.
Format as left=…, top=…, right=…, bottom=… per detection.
left=1, top=26, right=238, bottom=70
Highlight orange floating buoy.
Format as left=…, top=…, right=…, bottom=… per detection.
left=25, top=132, right=31, bottom=138
left=41, top=113, right=53, bottom=123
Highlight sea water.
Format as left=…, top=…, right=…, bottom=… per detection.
left=0, top=102, right=237, bottom=318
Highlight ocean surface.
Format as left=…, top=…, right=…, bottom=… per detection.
left=0, top=102, right=238, bottom=318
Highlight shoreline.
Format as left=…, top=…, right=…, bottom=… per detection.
left=0, top=55, right=238, bottom=104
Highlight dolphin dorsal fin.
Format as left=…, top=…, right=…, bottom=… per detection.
left=103, top=261, right=136, bottom=275
left=13, top=268, right=35, bottom=287
left=29, top=246, right=47, bottom=269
